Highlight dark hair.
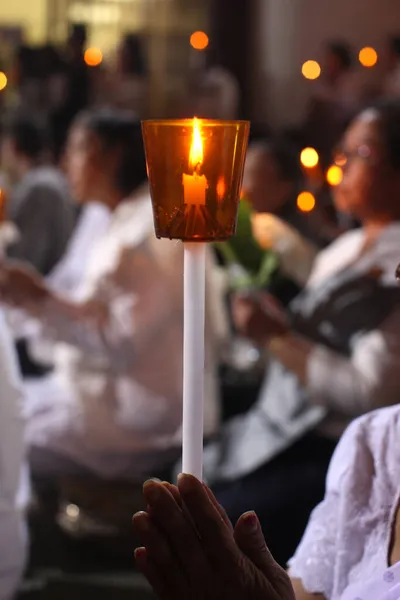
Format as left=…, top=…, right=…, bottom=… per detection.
left=3, top=115, right=47, bottom=161
left=74, top=109, right=147, bottom=195
left=327, top=41, right=353, bottom=70
left=369, top=99, right=400, bottom=170
left=69, top=24, right=87, bottom=46
left=120, top=34, right=147, bottom=77
left=389, top=36, right=400, bottom=58
left=253, top=138, right=303, bottom=185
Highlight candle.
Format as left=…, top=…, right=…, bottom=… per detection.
left=141, top=117, right=250, bottom=481
left=182, top=119, right=207, bottom=479
left=182, top=118, right=208, bottom=206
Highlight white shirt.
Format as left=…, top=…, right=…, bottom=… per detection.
left=204, top=223, right=400, bottom=482
left=0, top=309, right=29, bottom=600
left=24, top=191, right=222, bottom=479
left=289, top=405, right=400, bottom=600
left=48, top=202, right=112, bottom=297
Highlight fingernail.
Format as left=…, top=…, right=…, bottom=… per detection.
left=133, top=511, right=150, bottom=532
left=143, top=480, right=160, bottom=504
left=134, top=547, right=147, bottom=565
left=242, top=511, right=260, bottom=534
left=177, top=473, right=197, bottom=494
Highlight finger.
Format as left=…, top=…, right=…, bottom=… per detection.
left=135, top=547, right=171, bottom=600
left=161, top=481, right=183, bottom=508
left=177, top=474, right=241, bottom=569
left=142, top=480, right=210, bottom=583
left=133, top=511, right=186, bottom=598
left=234, top=513, right=291, bottom=598
left=203, top=484, right=233, bottom=533
left=234, top=512, right=276, bottom=574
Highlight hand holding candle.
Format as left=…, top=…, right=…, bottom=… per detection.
left=142, top=118, right=250, bottom=478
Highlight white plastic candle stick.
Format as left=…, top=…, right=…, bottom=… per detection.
left=182, top=241, right=206, bottom=480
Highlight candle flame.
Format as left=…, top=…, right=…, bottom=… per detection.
left=189, top=118, right=203, bottom=170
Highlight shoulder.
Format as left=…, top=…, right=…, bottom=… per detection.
left=21, top=168, right=70, bottom=204
left=327, top=406, right=400, bottom=491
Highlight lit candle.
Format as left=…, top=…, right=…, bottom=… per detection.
left=182, top=118, right=208, bottom=206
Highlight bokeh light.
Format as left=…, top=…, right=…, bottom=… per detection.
left=326, top=165, right=343, bottom=186
left=297, top=191, right=316, bottom=213
left=359, top=47, right=378, bottom=68
left=301, top=60, right=321, bottom=80
left=190, top=31, right=209, bottom=51
left=0, top=72, right=8, bottom=91
left=84, top=47, right=103, bottom=67
left=300, top=147, right=319, bottom=168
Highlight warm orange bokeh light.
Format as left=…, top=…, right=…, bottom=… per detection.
left=327, top=165, right=343, bottom=186
left=359, top=47, right=378, bottom=68
left=297, top=191, right=316, bottom=213
left=84, top=47, right=103, bottom=67
left=189, top=118, right=204, bottom=169
left=300, top=147, right=319, bottom=168
left=190, top=31, right=209, bottom=51
left=0, top=72, right=7, bottom=91
left=302, top=60, right=321, bottom=80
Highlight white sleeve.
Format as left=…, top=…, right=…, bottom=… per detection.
left=288, top=417, right=364, bottom=597
left=306, top=308, right=400, bottom=416
left=0, top=310, right=28, bottom=600
left=39, top=239, right=183, bottom=368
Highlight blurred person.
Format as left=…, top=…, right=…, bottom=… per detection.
left=216, top=139, right=317, bottom=304
left=382, top=36, right=400, bottom=98
left=304, top=41, right=369, bottom=163
left=198, top=100, right=400, bottom=566
left=1, top=115, right=75, bottom=275
left=0, top=109, right=223, bottom=482
left=240, top=139, right=321, bottom=290
left=0, top=307, right=29, bottom=600
left=189, top=46, right=240, bottom=120
left=9, top=46, right=45, bottom=125
left=98, top=34, right=148, bottom=117
left=52, top=24, right=90, bottom=156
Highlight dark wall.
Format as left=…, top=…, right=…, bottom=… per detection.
left=208, top=0, right=252, bottom=117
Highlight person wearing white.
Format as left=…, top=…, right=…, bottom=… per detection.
left=204, top=102, right=400, bottom=567
left=0, top=110, right=223, bottom=481
left=0, top=307, right=29, bottom=600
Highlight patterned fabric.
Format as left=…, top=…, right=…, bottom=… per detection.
left=341, top=561, right=400, bottom=600
left=289, top=406, right=400, bottom=600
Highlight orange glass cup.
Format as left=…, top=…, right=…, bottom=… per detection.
left=142, top=118, right=250, bottom=242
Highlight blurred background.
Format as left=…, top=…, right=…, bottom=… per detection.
left=1, top=0, right=400, bottom=598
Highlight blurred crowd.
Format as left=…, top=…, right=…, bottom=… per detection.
left=1, top=21, right=400, bottom=600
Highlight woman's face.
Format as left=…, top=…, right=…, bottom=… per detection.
left=334, top=110, right=397, bottom=220
left=64, top=124, right=108, bottom=203
left=242, top=147, right=293, bottom=214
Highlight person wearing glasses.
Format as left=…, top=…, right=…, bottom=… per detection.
left=133, top=99, right=400, bottom=600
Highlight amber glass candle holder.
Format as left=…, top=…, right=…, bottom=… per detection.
left=142, top=118, right=250, bottom=242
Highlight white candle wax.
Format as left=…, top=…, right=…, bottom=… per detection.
left=182, top=241, right=206, bottom=480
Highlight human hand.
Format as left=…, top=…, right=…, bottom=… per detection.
left=133, top=475, right=295, bottom=600
left=0, top=262, right=49, bottom=308
left=232, top=293, right=289, bottom=345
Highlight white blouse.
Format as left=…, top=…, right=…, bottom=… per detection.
left=289, top=405, right=400, bottom=600
left=24, top=192, right=223, bottom=479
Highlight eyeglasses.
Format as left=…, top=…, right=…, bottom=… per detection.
left=333, top=144, right=379, bottom=169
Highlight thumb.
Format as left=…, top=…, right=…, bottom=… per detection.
left=234, top=511, right=276, bottom=575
